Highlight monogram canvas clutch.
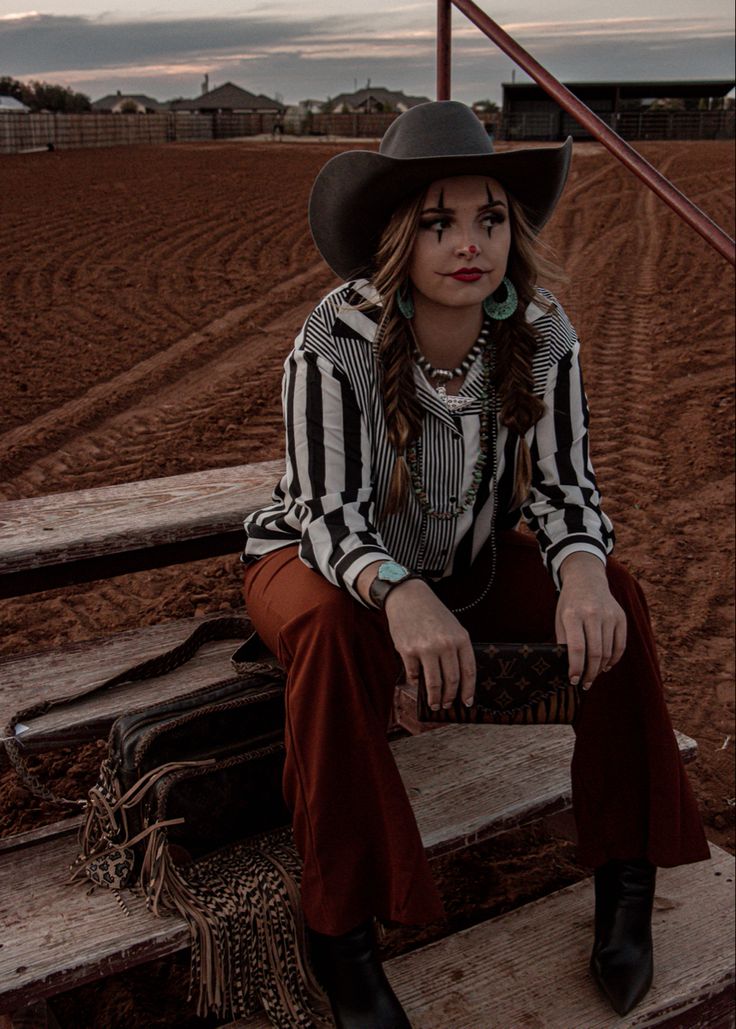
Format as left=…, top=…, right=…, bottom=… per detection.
left=416, top=642, right=581, bottom=725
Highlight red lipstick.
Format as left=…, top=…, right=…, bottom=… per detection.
left=447, top=267, right=486, bottom=282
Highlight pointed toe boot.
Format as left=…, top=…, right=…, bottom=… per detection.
left=589, top=858, right=656, bottom=1016
left=306, top=918, right=412, bottom=1029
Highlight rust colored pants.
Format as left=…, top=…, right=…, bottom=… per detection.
left=242, top=530, right=710, bottom=936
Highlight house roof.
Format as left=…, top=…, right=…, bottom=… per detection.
left=330, top=88, right=430, bottom=109
left=502, top=80, right=735, bottom=101
left=91, top=93, right=163, bottom=110
left=0, top=95, right=30, bottom=112
left=172, top=82, right=285, bottom=111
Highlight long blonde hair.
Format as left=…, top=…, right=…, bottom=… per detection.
left=353, top=184, right=565, bottom=515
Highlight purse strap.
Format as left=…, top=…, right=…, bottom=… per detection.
left=3, top=616, right=260, bottom=809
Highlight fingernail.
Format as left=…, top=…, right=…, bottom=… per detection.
left=464, top=698, right=474, bottom=707
left=582, top=683, right=592, bottom=692
left=570, top=676, right=580, bottom=686
left=430, top=704, right=440, bottom=711
left=442, top=701, right=452, bottom=709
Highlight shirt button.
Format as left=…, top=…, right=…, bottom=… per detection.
left=448, top=495, right=457, bottom=504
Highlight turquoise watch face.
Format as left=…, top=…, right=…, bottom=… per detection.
left=378, top=561, right=409, bottom=583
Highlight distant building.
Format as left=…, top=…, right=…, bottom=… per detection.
left=326, top=88, right=430, bottom=114
left=170, top=82, right=285, bottom=114
left=296, top=99, right=324, bottom=114
left=92, top=91, right=163, bottom=113
left=0, top=95, right=30, bottom=113
left=502, top=80, right=735, bottom=140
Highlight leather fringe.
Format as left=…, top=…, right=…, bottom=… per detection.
left=139, top=823, right=333, bottom=1026
left=72, top=761, right=332, bottom=1026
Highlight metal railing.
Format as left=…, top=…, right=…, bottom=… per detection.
left=437, top=0, right=735, bottom=265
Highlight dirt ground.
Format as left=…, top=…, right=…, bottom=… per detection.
left=0, top=137, right=734, bottom=1027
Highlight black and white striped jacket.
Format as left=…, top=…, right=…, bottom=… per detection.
left=242, top=278, right=615, bottom=605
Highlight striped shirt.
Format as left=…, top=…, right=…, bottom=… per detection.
left=242, top=278, right=615, bottom=605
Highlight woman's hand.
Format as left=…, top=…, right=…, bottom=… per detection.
left=385, top=580, right=476, bottom=710
left=556, top=552, right=627, bottom=690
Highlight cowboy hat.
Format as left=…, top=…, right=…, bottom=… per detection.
left=308, top=100, right=572, bottom=281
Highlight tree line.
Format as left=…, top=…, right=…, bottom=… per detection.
left=0, top=76, right=91, bottom=113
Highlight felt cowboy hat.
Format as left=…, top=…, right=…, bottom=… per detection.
left=308, top=99, right=573, bottom=281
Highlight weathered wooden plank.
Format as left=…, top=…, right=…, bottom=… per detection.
left=383, top=845, right=734, bottom=1029
left=0, top=460, right=281, bottom=597
left=0, top=725, right=702, bottom=1013
left=0, top=817, right=81, bottom=857
left=0, top=615, right=268, bottom=762
left=0, top=828, right=192, bottom=1013
left=0, top=529, right=245, bottom=599
left=223, top=846, right=735, bottom=1029
left=0, top=461, right=282, bottom=571
left=390, top=723, right=697, bottom=858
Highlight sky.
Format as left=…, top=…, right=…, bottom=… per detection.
left=0, top=0, right=733, bottom=106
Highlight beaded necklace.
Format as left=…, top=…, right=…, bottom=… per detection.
left=412, top=322, right=490, bottom=413
left=405, top=335, right=497, bottom=523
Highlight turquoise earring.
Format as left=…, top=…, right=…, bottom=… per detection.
left=396, top=281, right=415, bottom=319
left=483, top=276, right=518, bottom=320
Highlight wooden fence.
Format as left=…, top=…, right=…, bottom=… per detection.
left=2, top=108, right=729, bottom=155
left=0, top=110, right=489, bottom=154
left=503, top=109, right=735, bottom=142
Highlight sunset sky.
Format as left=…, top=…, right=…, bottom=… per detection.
left=1, top=1, right=733, bottom=105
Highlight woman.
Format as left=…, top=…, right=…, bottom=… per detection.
left=241, top=101, right=710, bottom=1027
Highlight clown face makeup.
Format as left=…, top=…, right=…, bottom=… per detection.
left=407, top=175, right=511, bottom=314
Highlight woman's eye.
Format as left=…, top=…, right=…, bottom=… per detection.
left=420, top=218, right=450, bottom=232
left=482, top=213, right=505, bottom=227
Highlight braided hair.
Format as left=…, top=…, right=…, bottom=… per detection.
left=352, top=186, right=564, bottom=514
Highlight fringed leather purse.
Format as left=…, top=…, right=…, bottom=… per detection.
left=3, top=617, right=332, bottom=1027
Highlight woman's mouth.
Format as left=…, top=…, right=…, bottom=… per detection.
left=447, top=270, right=486, bottom=282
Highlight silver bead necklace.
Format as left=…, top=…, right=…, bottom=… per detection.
left=413, top=322, right=491, bottom=413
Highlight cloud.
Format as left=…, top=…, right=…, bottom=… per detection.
left=1, top=10, right=732, bottom=104
left=0, top=12, right=336, bottom=72
left=503, top=15, right=732, bottom=37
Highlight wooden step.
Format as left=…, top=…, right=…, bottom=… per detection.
left=0, top=614, right=261, bottom=762
left=391, top=724, right=696, bottom=857
left=0, top=459, right=281, bottom=597
left=0, top=615, right=700, bottom=771
left=225, top=844, right=734, bottom=1029
left=0, top=725, right=699, bottom=1013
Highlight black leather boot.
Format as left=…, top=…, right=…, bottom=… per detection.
left=305, top=918, right=412, bottom=1029
left=589, top=858, right=656, bottom=1015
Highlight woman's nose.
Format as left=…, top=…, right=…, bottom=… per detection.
left=458, top=242, right=481, bottom=258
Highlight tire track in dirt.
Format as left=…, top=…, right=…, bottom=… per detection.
left=1, top=303, right=305, bottom=494
left=583, top=157, right=672, bottom=541
left=0, top=144, right=339, bottom=438
left=553, top=143, right=735, bottom=831
left=0, top=259, right=335, bottom=497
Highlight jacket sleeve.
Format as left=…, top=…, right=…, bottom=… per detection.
left=283, top=338, right=392, bottom=605
left=520, top=331, right=615, bottom=591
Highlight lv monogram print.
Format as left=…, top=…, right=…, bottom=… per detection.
left=417, top=642, right=581, bottom=725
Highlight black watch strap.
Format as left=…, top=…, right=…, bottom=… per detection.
left=369, top=571, right=423, bottom=611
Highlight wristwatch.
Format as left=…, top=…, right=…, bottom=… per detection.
left=368, top=561, right=423, bottom=611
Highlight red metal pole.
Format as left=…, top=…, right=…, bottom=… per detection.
left=437, top=0, right=452, bottom=101
left=451, top=0, right=735, bottom=266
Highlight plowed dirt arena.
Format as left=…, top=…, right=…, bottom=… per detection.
left=0, top=138, right=734, bottom=1025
